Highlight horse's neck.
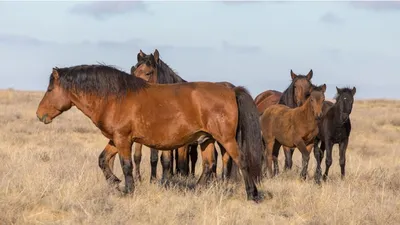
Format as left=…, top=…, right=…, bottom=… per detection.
left=297, top=100, right=317, bottom=126
left=330, top=102, right=344, bottom=125
left=69, top=92, right=109, bottom=123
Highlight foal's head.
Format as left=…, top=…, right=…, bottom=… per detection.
left=291, top=69, right=314, bottom=106
left=308, top=84, right=326, bottom=120
left=134, top=49, right=159, bottom=83
left=335, top=87, right=356, bottom=123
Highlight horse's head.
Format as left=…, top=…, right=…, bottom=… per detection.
left=309, top=84, right=326, bottom=120
left=335, top=86, right=356, bottom=123
left=291, top=69, right=313, bottom=106
left=134, top=49, right=159, bottom=83
left=36, top=68, right=73, bottom=124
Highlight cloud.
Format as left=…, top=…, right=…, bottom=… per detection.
left=319, top=12, right=344, bottom=24
left=69, top=1, right=149, bottom=20
left=350, top=2, right=400, bottom=11
left=221, top=1, right=265, bottom=6
left=221, top=41, right=262, bottom=54
left=0, top=33, right=55, bottom=46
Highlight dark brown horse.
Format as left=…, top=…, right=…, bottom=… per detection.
left=254, top=70, right=314, bottom=172
left=260, top=84, right=326, bottom=179
left=313, top=87, right=356, bottom=184
left=36, top=65, right=264, bottom=201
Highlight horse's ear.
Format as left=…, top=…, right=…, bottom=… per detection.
left=137, top=49, right=145, bottom=62
left=306, top=69, right=313, bottom=80
left=351, top=87, right=356, bottom=96
left=154, top=49, right=160, bottom=64
left=290, top=70, right=297, bottom=80
left=52, top=68, right=59, bottom=80
left=336, top=86, right=342, bottom=94
left=321, top=84, right=327, bottom=93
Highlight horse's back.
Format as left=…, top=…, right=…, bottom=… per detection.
left=254, top=90, right=282, bottom=114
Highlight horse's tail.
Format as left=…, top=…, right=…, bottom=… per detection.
left=234, top=86, right=264, bottom=182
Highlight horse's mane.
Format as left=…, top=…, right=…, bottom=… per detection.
left=156, top=59, right=187, bottom=84
left=334, top=87, right=354, bottom=101
left=278, top=75, right=312, bottom=108
left=50, top=64, right=149, bottom=98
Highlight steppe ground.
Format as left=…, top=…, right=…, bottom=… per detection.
left=0, top=89, right=399, bottom=225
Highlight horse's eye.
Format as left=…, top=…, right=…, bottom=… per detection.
left=145, top=71, right=152, bottom=76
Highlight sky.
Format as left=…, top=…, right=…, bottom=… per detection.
left=0, top=1, right=399, bottom=99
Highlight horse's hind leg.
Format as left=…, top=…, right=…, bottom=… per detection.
left=219, top=143, right=232, bottom=180
left=133, top=142, right=143, bottom=181
left=339, top=138, right=349, bottom=180
left=197, top=139, right=217, bottom=185
left=220, top=140, right=258, bottom=201
left=264, top=138, right=275, bottom=178
left=272, top=141, right=282, bottom=176
left=150, top=148, right=158, bottom=182
left=283, top=147, right=295, bottom=170
left=98, top=140, right=121, bottom=185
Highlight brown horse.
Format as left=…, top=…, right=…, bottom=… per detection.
left=132, top=49, right=238, bottom=182
left=36, top=65, right=264, bottom=201
left=254, top=70, right=314, bottom=172
left=260, top=84, right=326, bottom=179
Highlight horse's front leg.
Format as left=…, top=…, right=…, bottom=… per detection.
left=295, top=140, right=313, bottom=180
left=323, top=140, right=334, bottom=182
left=98, top=140, right=121, bottom=186
left=114, top=136, right=134, bottom=194
left=160, top=151, right=173, bottom=184
left=313, top=138, right=323, bottom=184
left=339, top=138, right=349, bottom=180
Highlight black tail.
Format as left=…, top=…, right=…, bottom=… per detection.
left=234, top=86, right=264, bottom=182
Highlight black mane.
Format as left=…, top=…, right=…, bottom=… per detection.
left=278, top=75, right=312, bottom=108
left=50, top=64, right=149, bottom=98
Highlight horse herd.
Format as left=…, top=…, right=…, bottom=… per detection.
left=35, top=49, right=356, bottom=203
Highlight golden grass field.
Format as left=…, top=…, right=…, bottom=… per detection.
left=0, top=89, right=399, bottom=225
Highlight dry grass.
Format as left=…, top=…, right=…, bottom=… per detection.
left=0, top=89, right=399, bottom=225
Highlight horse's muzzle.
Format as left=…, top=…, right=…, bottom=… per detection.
left=37, top=113, right=52, bottom=124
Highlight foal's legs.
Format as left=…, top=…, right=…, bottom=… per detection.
left=272, top=141, right=282, bottom=176
left=323, top=140, right=334, bottom=182
left=197, top=139, right=217, bottom=185
left=339, top=138, right=349, bottom=180
left=264, top=138, right=275, bottom=178
left=283, top=147, right=295, bottom=170
left=313, top=138, right=323, bottom=184
left=98, top=140, right=121, bottom=185
left=295, top=140, right=313, bottom=180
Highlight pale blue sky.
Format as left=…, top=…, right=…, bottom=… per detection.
left=0, top=1, right=399, bottom=99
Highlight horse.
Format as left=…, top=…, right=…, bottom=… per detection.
left=313, top=87, right=356, bottom=184
left=133, top=49, right=239, bottom=182
left=254, top=70, right=314, bottom=173
left=36, top=64, right=264, bottom=201
left=260, top=84, right=326, bottom=179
